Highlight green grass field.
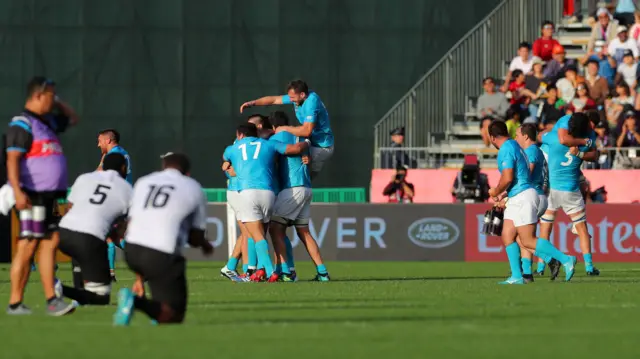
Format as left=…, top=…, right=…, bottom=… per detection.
left=0, top=262, right=639, bottom=359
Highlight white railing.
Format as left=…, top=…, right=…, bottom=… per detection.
left=373, top=0, right=562, bottom=166
left=376, top=147, right=640, bottom=170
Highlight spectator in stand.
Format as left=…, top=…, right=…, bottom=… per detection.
left=615, top=109, right=640, bottom=168
left=543, top=45, right=577, bottom=83
left=540, top=85, right=567, bottom=125
left=608, top=25, right=639, bottom=63
left=615, top=49, right=639, bottom=92
left=382, top=165, right=414, bottom=203
left=566, top=0, right=599, bottom=23
left=502, top=42, right=534, bottom=91
left=556, top=66, right=581, bottom=104
left=606, top=83, right=635, bottom=126
left=617, top=109, right=640, bottom=145
left=586, top=120, right=614, bottom=169
left=533, top=21, right=560, bottom=61
left=629, top=11, right=640, bottom=47
left=587, top=8, right=618, bottom=53
left=380, top=127, right=417, bottom=169
left=568, top=83, right=597, bottom=114
left=477, top=77, right=509, bottom=147
left=505, top=104, right=522, bottom=139
left=614, top=0, right=637, bottom=27
left=581, top=43, right=618, bottom=87
left=525, top=57, right=548, bottom=123
left=508, top=70, right=537, bottom=106
left=584, top=59, right=611, bottom=106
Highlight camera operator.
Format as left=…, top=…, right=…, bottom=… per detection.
left=382, top=165, right=415, bottom=203
left=451, top=154, right=490, bottom=203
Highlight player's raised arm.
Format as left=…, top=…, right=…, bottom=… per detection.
left=280, top=140, right=309, bottom=156
left=240, top=96, right=284, bottom=113
left=557, top=128, right=589, bottom=147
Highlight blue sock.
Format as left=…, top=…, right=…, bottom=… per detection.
left=521, top=258, right=532, bottom=275
left=583, top=253, right=594, bottom=272
left=536, top=261, right=546, bottom=273
left=281, top=261, right=291, bottom=275
left=534, top=238, right=570, bottom=264
left=226, top=257, right=239, bottom=271
left=247, top=238, right=257, bottom=268
left=107, top=242, right=116, bottom=271
left=537, top=252, right=552, bottom=263
left=120, top=239, right=126, bottom=249
left=255, top=240, right=274, bottom=276
left=316, top=264, right=328, bottom=275
left=242, top=264, right=249, bottom=273
left=505, top=243, right=523, bottom=279
left=284, top=236, right=295, bottom=271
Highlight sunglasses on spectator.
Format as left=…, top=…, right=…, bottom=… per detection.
left=543, top=25, right=554, bottom=30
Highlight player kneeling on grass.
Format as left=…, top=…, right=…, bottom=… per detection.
left=57, top=153, right=132, bottom=305
left=487, top=120, right=577, bottom=285
left=268, top=111, right=329, bottom=282
left=114, top=153, right=213, bottom=325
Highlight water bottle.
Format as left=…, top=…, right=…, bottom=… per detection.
left=491, top=209, right=503, bottom=236
left=482, top=210, right=491, bottom=234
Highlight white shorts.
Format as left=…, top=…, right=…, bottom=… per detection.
left=547, top=189, right=585, bottom=215
left=273, top=187, right=313, bottom=223
left=537, top=194, right=548, bottom=218
left=235, top=190, right=275, bottom=223
left=504, top=188, right=540, bottom=227
left=226, top=190, right=241, bottom=215
left=310, top=145, right=334, bottom=173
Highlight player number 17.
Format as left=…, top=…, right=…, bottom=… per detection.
left=239, top=142, right=261, bottom=160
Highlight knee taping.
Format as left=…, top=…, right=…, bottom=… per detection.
left=84, top=282, right=111, bottom=296
left=540, top=212, right=556, bottom=223
left=31, top=205, right=46, bottom=238
left=570, top=213, right=586, bottom=224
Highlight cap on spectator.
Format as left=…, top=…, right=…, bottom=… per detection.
left=390, top=127, right=405, bottom=136
left=617, top=25, right=628, bottom=35
left=532, top=56, right=544, bottom=65
left=552, top=44, right=565, bottom=55
left=596, top=8, right=610, bottom=18
left=624, top=109, right=636, bottom=118
left=623, top=49, right=634, bottom=57
left=565, top=65, right=578, bottom=73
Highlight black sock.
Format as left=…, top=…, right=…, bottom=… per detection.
left=62, top=285, right=110, bottom=305
left=71, top=261, right=83, bottom=289
left=9, top=302, right=21, bottom=310
left=46, top=296, right=56, bottom=304
left=133, top=296, right=162, bottom=320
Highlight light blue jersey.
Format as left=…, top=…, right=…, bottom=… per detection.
left=497, top=139, right=532, bottom=198
left=223, top=137, right=288, bottom=192
left=552, top=114, right=571, bottom=132
left=282, top=91, right=334, bottom=148
left=270, top=131, right=311, bottom=189
left=107, top=145, right=132, bottom=184
left=524, top=144, right=545, bottom=195
left=541, top=130, right=596, bottom=192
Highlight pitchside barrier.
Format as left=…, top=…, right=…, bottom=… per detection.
left=10, top=203, right=640, bottom=263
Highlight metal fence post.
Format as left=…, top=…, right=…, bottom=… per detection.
left=444, top=56, right=452, bottom=132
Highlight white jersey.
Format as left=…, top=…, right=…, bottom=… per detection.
left=125, top=168, right=206, bottom=255
left=59, top=170, right=132, bottom=240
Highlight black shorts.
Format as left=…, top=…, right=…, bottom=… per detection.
left=125, top=243, right=187, bottom=314
left=58, top=228, right=110, bottom=284
left=17, top=190, right=65, bottom=239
